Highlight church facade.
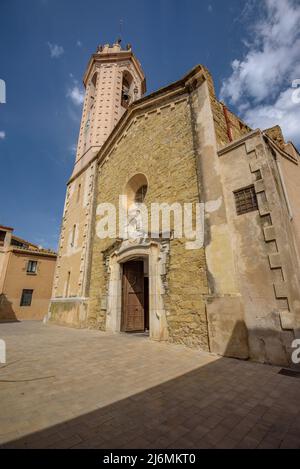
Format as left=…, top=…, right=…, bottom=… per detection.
left=47, top=42, right=300, bottom=367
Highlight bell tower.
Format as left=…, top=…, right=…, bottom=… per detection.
left=48, top=42, right=146, bottom=324
left=72, top=41, right=146, bottom=178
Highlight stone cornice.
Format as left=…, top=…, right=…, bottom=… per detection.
left=9, top=247, right=57, bottom=258
left=218, top=128, right=299, bottom=165
left=50, top=297, right=88, bottom=303
left=217, top=129, right=262, bottom=156
left=263, top=133, right=299, bottom=165
left=83, top=50, right=146, bottom=93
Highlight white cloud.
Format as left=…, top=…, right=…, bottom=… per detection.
left=67, top=74, right=85, bottom=107
left=221, top=0, right=300, bottom=146
left=69, top=143, right=77, bottom=155
left=208, top=4, right=213, bottom=13
left=244, top=88, right=300, bottom=145
left=0, top=131, right=6, bottom=140
left=47, top=42, right=64, bottom=58
left=67, top=85, right=84, bottom=106
left=76, top=40, right=82, bottom=47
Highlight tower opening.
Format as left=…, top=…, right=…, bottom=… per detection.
left=121, top=71, right=134, bottom=109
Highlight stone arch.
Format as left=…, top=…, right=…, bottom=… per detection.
left=87, top=72, right=98, bottom=107
left=84, top=72, right=98, bottom=147
left=105, top=240, right=169, bottom=342
left=121, top=70, right=134, bottom=108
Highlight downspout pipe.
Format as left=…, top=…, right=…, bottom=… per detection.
left=274, top=153, right=294, bottom=221
left=222, top=103, right=234, bottom=143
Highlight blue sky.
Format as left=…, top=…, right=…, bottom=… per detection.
left=0, top=0, right=299, bottom=250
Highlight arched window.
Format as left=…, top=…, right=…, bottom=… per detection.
left=84, top=73, right=98, bottom=146
left=123, top=173, right=148, bottom=208
left=121, top=71, right=134, bottom=108
left=71, top=224, right=76, bottom=247
left=135, top=185, right=147, bottom=203
left=89, top=72, right=97, bottom=100
left=87, top=73, right=97, bottom=113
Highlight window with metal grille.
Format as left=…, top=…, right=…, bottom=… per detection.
left=234, top=185, right=258, bottom=216
left=20, top=289, right=33, bottom=307
left=27, top=260, right=37, bottom=274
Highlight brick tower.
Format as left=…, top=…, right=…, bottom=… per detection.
left=48, top=42, right=146, bottom=323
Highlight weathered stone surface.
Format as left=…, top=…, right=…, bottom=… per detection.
left=49, top=44, right=300, bottom=368
left=3, top=322, right=300, bottom=449
left=88, top=99, right=209, bottom=350
left=206, top=296, right=249, bottom=359
left=49, top=300, right=88, bottom=328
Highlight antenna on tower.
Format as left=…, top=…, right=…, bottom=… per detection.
left=116, top=19, right=123, bottom=45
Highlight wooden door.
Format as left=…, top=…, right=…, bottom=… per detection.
left=122, top=261, right=145, bottom=332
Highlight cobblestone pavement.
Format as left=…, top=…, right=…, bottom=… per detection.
left=0, top=321, right=300, bottom=449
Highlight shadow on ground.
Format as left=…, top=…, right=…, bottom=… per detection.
left=0, top=294, right=19, bottom=323
left=1, top=321, right=300, bottom=449
left=2, top=360, right=300, bottom=449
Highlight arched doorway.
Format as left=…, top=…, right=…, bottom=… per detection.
left=105, top=241, right=169, bottom=342
left=121, top=258, right=149, bottom=333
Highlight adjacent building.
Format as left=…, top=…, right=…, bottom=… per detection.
left=0, top=225, right=57, bottom=321
left=47, top=41, right=300, bottom=367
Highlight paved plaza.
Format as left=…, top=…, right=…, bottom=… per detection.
left=0, top=321, right=300, bottom=449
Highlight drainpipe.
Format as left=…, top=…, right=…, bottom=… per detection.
left=222, top=103, right=234, bottom=142
left=274, top=154, right=294, bottom=221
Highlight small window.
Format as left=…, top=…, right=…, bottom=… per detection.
left=135, top=185, right=148, bottom=204
left=66, top=271, right=71, bottom=297
left=253, top=170, right=262, bottom=181
left=0, top=230, right=5, bottom=247
left=71, top=225, right=76, bottom=246
left=20, top=289, right=33, bottom=307
left=77, top=183, right=81, bottom=203
left=234, top=185, right=258, bottom=216
left=27, top=260, right=37, bottom=274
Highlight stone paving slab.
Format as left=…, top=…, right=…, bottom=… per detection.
left=0, top=321, right=300, bottom=449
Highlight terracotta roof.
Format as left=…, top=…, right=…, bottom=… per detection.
left=11, top=246, right=57, bottom=257
left=0, top=225, right=13, bottom=231
left=1, top=224, right=57, bottom=255
left=11, top=234, right=39, bottom=249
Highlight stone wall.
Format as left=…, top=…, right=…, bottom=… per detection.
left=1, top=251, right=56, bottom=321
left=188, top=74, right=251, bottom=360
left=87, top=95, right=210, bottom=350
left=218, top=131, right=300, bottom=366
left=48, top=299, right=88, bottom=328
left=208, top=90, right=252, bottom=149
left=264, top=126, right=286, bottom=150
left=52, top=163, right=96, bottom=300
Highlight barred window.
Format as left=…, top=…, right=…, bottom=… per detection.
left=20, top=289, right=33, bottom=307
left=234, top=185, right=258, bottom=216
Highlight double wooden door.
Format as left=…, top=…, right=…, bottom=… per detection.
left=122, top=261, right=145, bottom=332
